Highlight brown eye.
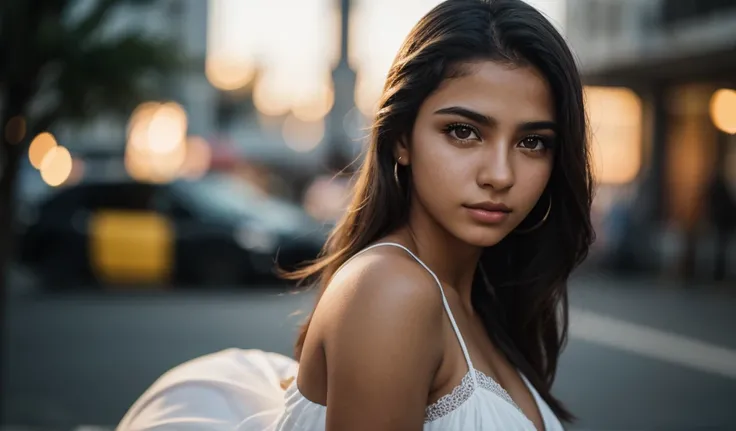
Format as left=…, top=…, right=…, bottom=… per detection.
left=444, top=123, right=480, bottom=142
left=518, top=136, right=548, bottom=151
left=454, top=126, right=473, bottom=140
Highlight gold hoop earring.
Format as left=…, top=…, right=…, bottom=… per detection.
left=394, top=156, right=402, bottom=186
left=515, top=195, right=551, bottom=234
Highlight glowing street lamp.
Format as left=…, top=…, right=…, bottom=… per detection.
left=125, top=101, right=189, bottom=183
left=39, top=145, right=73, bottom=187
left=206, top=0, right=257, bottom=91
left=28, top=132, right=58, bottom=169
left=710, top=88, right=736, bottom=135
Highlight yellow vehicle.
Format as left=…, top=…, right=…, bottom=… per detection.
left=19, top=176, right=326, bottom=289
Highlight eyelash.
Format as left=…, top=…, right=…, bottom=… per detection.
left=519, top=135, right=554, bottom=152
left=442, top=123, right=554, bottom=152
left=442, top=123, right=480, bottom=144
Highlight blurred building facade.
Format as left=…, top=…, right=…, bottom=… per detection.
left=55, top=0, right=355, bottom=182
left=567, top=0, right=736, bottom=279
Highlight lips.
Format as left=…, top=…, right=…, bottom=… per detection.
left=464, top=202, right=512, bottom=213
left=463, top=202, right=512, bottom=224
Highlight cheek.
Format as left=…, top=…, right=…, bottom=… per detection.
left=514, top=158, right=553, bottom=209
left=410, top=134, right=468, bottom=202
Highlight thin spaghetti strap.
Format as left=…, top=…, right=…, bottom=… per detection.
left=348, top=242, right=478, bottom=383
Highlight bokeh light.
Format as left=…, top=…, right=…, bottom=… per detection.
left=349, top=0, right=444, bottom=118
left=125, top=101, right=189, bottom=183
left=348, top=0, right=566, bottom=118
left=127, top=102, right=161, bottom=149
left=292, top=73, right=335, bottom=121
left=206, top=56, right=256, bottom=92
left=253, top=72, right=293, bottom=117
left=354, top=72, right=384, bottom=117
left=585, top=86, right=643, bottom=185
left=28, top=132, right=58, bottom=169
left=282, top=114, right=325, bottom=152
left=147, top=102, right=188, bottom=154
left=206, top=0, right=257, bottom=91
left=710, top=88, right=736, bottom=135
left=209, top=0, right=337, bottom=117
left=39, top=145, right=73, bottom=187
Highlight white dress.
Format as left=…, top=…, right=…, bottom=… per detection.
left=117, top=243, right=565, bottom=431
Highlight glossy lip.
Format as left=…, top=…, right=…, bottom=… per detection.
left=464, top=201, right=512, bottom=213
left=463, top=201, right=512, bottom=224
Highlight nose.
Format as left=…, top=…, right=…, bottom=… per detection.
left=476, top=142, right=514, bottom=191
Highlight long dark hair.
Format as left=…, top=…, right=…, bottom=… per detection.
left=285, top=0, right=593, bottom=422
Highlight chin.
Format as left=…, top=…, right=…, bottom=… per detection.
left=456, top=225, right=512, bottom=248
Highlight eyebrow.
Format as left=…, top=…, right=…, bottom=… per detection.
left=433, top=106, right=557, bottom=133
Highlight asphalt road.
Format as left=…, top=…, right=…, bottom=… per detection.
left=3, top=274, right=736, bottom=430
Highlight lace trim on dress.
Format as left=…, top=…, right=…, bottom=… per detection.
left=476, top=369, right=524, bottom=414
left=424, top=372, right=475, bottom=423
left=424, top=369, right=524, bottom=423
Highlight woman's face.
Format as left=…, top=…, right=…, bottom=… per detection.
left=400, top=60, right=556, bottom=247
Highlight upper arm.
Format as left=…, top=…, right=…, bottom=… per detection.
left=319, top=254, right=445, bottom=431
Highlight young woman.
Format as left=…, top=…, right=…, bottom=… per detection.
left=118, top=0, right=593, bottom=429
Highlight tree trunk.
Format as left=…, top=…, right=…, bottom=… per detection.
left=0, top=124, right=22, bottom=288
left=1, top=85, right=30, bottom=423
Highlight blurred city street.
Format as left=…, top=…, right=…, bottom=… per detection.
left=4, top=274, right=736, bottom=431
left=2, top=0, right=735, bottom=430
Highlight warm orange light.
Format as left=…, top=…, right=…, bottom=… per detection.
left=125, top=139, right=186, bottom=184
left=349, top=1, right=445, bottom=118
left=253, top=73, right=292, bottom=117
left=282, top=115, right=325, bottom=152
left=710, top=88, right=736, bottom=134
left=127, top=102, right=160, bottom=149
left=147, top=102, right=188, bottom=154
left=206, top=0, right=257, bottom=92
left=205, top=56, right=255, bottom=91
left=292, top=75, right=335, bottom=121
left=28, top=132, right=58, bottom=169
left=354, top=70, right=389, bottom=118
left=124, top=144, right=150, bottom=183
left=585, top=86, right=643, bottom=185
left=39, top=145, right=73, bottom=187
left=149, top=142, right=187, bottom=183
left=125, top=101, right=188, bottom=183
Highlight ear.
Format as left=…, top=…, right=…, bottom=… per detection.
left=394, top=137, right=410, bottom=166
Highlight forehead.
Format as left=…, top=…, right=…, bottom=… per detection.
left=421, top=61, right=555, bottom=122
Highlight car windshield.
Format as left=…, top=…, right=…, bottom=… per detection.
left=172, top=175, right=309, bottom=228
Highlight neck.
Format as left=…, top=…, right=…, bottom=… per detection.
left=396, top=197, right=482, bottom=309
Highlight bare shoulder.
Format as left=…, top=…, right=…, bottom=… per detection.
left=318, top=244, right=445, bottom=334
left=315, top=244, right=446, bottom=430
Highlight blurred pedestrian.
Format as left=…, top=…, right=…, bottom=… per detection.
left=117, top=1, right=593, bottom=430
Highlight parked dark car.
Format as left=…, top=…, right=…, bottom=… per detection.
left=18, top=174, right=326, bottom=289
